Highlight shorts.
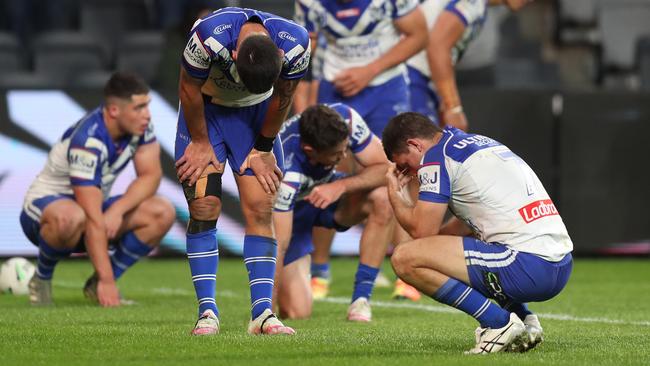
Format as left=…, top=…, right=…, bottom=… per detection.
left=20, top=194, right=123, bottom=251
left=463, top=237, right=573, bottom=304
left=283, top=200, right=350, bottom=266
left=407, top=66, right=440, bottom=125
left=318, top=75, right=410, bottom=137
left=175, top=97, right=284, bottom=176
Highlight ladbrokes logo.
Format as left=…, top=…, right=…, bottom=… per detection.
left=519, top=199, right=558, bottom=223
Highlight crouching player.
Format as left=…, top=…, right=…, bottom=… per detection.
left=273, top=104, right=392, bottom=321
left=382, top=112, right=573, bottom=353
left=20, top=72, right=175, bottom=307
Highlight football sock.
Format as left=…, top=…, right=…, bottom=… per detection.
left=352, top=263, right=379, bottom=302
left=36, top=237, right=72, bottom=280
left=187, top=228, right=219, bottom=317
left=243, top=235, right=277, bottom=319
left=110, top=231, right=153, bottom=280
left=311, top=262, right=330, bottom=280
left=502, top=301, right=533, bottom=320
left=433, top=278, right=510, bottom=329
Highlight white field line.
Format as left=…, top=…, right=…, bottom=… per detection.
left=319, top=296, right=650, bottom=327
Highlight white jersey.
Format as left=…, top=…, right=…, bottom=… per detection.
left=23, top=107, right=156, bottom=206
left=418, top=127, right=573, bottom=261
left=407, top=0, right=487, bottom=77
left=295, top=0, right=419, bottom=86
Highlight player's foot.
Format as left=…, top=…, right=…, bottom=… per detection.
left=347, top=297, right=372, bottom=322
left=191, top=309, right=220, bottom=336
left=248, top=308, right=296, bottom=335
left=83, top=274, right=135, bottom=305
left=522, top=314, right=544, bottom=351
left=391, top=278, right=421, bottom=302
left=374, top=271, right=391, bottom=288
left=311, top=276, right=330, bottom=300
left=464, top=313, right=527, bottom=354
left=28, top=275, right=53, bottom=306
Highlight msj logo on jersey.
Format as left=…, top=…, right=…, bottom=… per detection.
left=69, top=148, right=98, bottom=180
left=275, top=182, right=298, bottom=211
left=418, top=163, right=440, bottom=193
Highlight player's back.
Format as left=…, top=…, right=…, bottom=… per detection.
left=422, top=127, right=572, bottom=261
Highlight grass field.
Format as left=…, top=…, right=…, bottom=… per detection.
left=1, top=257, right=649, bottom=365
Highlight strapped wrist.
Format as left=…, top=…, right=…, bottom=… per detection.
left=254, top=134, right=275, bottom=152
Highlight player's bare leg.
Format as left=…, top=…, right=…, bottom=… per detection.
left=277, top=255, right=312, bottom=319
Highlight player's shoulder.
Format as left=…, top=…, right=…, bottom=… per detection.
left=68, top=108, right=108, bottom=150
left=443, top=127, right=502, bottom=163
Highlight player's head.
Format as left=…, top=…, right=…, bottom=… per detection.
left=299, top=105, right=350, bottom=167
left=382, top=112, right=442, bottom=174
left=103, top=71, right=151, bottom=136
left=234, top=34, right=283, bottom=94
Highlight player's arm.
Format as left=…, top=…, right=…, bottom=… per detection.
left=385, top=164, right=447, bottom=238
left=426, top=10, right=468, bottom=131
left=73, top=185, right=120, bottom=307
left=439, top=216, right=473, bottom=236
left=104, top=142, right=163, bottom=239
left=175, top=68, right=219, bottom=186
left=334, top=7, right=428, bottom=97
left=489, top=0, right=530, bottom=11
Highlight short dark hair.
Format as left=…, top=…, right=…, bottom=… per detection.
left=299, top=105, right=350, bottom=151
left=103, top=71, right=149, bottom=100
left=236, top=34, right=282, bottom=94
left=382, top=112, right=442, bottom=159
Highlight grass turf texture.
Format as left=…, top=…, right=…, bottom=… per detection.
left=1, top=258, right=649, bottom=365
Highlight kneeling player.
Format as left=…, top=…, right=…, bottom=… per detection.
left=382, top=113, right=573, bottom=353
left=274, top=104, right=392, bottom=321
left=20, top=72, right=175, bottom=307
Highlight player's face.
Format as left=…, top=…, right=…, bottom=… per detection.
left=117, top=94, right=152, bottom=136
left=391, top=150, right=421, bottom=177
left=313, top=139, right=349, bottom=168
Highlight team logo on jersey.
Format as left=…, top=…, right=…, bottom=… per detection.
left=418, top=163, right=440, bottom=194
left=519, top=199, right=559, bottom=223
left=213, top=24, right=232, bottom=35
left=69, top=148, right=98, bottom=180
left=336, top=8, right=360, bottom=18
left=275, top=182, right=298, bottom=211
left=278, top=31, right=297, bottom=42
left=287, top=46, right=311, bottom=75
left=183, top=32, right=210, bottom=69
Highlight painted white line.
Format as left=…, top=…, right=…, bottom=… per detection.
left=151, top=287, right=241, bottom=298
left=319, top=296, right=650, bottom=327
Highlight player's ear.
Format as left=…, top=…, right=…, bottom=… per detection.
left=232, top=49, right=238, bottom=61
left=277, top=48, right=284, bottom=59
left=301, top=143, right=314, bottom=154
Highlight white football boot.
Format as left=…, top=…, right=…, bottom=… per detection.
left=465, top=313, right=527, bottom=354
left=248, top=308, right=295, bottom=335
left=347, top=297, right=372, bottom=322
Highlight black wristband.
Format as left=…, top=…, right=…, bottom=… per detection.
left=254, top=134, right=275, bottom=152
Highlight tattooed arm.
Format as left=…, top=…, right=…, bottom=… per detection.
left=260, top=78, right=300, bottom=138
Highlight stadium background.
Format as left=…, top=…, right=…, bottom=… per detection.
left=0, top=0, right=649, bottom=257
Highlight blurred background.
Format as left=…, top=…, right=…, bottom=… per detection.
left=0, top=0, right=648, bottom=257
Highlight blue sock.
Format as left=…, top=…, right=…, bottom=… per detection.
left=243, top=235, right=277, bottom=319
left=187, top=229, right=219, bottom=317
left=311, top=262, right=330, bottom=279
left=352, top=263, right=379, bottom=302
left=36, top=237, right=72, bottom=280
left=502, top=301, right=533, bottom=320
left=433, top=278, right=510, bottom=329
left=110, top=231, right=153, bottom=280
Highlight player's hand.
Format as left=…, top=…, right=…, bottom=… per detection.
left=175, top=140, right=219, bottom=186
left=305, top=180, right=346, bottom=209
left=97, top=278, right=121, bottom=307
left=441, top=109, right=468, bottom=131
left=386, top=163, right=412, bottom=204
left=103, top=206, right=124, bottom=240
left=240, top=148, right=283, bottom=194
left=333, top=66, right=377, bottom=97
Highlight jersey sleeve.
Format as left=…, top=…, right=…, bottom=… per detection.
left=418, top=148, right=451, bottom=203
left=391, top=0, right=420, bottom=18
left=68, top=135, right=105, bottom=188
left=444, top=0, right=487, bottom=26
left=181, top=19, right=215, bottom=79
left=274, top=171, right=303, bottom=212
left=346, top=107, right=373, bottom=154
left=280, top=25, right=312, bottom=80
left=137, top=123, right=157, bottom=145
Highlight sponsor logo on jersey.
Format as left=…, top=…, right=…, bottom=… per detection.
left=287, top=47, right=310, bottom=75
left=213, top=24, right=232, bottom=34
left=418, top=163, right=440, bottom=194
left=519, top=199, right=559, bottom=223
left=69, top=148, right=98, bottom=180
left=275, top=182, right=298, bottom=211
left=183, top=33, right=210, bottom=69
left=452, top=135, right=495, bottom=149
left=278, top=31, right=297, bottom=42
left=336, top=8, right=360, bottom=18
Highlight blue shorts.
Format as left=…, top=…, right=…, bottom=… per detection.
left=175, top=97, right=284, bottom=176
left=283, top=200, right=350, bottom=266
left=407, top=66, right=440, bottom=125
left=318, top=75, right=410, bottom=137
left=463, top=237, right=573, bottom=304
left=20, top=194, right=122, bottom=251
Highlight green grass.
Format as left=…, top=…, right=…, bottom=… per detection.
left=1, top=258, right=649, bottom=365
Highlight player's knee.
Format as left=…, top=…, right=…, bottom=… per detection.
left=51, top=207, right=86, bottom=236
left=241, top=197, right=274, bottom=227
left=391, top=244, right=414, bottom=279
left=189, top=196, right=221, bottom=221
left=281, top=304, right=312, bottom=320
left=368, top=187, right=393, bottom=225
left=144, top=196, right=176, bottom=231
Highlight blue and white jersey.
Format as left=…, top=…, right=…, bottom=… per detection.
left=24, top=108, right=156, bottom=204
left=274, top=103, right=373, bottom=211
left=295, top=0, right=419, bottom=86
left=407, top=0, right=487, bottom=77
left=182, top=7, right=311, bottom=107
left=418, top=127, right=573, bottom=261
